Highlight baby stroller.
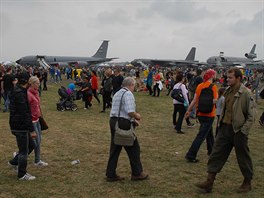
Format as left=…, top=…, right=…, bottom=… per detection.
left=56, top=86, right=78, bottom=111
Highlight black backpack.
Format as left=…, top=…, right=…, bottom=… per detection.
left=197, top=84, right=214, bottom=113
left=171, top=84, right=184, bottom=103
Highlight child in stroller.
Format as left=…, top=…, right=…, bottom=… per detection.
left=56, top=83, right=78, bottom=111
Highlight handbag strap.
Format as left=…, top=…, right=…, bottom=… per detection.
left=117, top=88, right=128, bottom=119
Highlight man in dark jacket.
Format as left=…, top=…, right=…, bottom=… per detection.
left=8, top=72, right=37, bottom=181
left=2, top=67, right=16, bottom=112
left=112, top=68, right=124, bottom=95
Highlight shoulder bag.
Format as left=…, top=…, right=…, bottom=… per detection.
left=114, top=90, right=136, bottom=146
left=39, top=116, right=48, bottom=131
left=39, top=108, right=48, bottom=131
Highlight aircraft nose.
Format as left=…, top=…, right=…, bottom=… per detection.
left=206, top=58, right=212, bottom=64
left=16, top=58, right=22, bottom=64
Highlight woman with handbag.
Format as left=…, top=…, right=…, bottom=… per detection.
left=172, top=72, right=189, bottom=134
left=27, top=76, right=48, bottom=167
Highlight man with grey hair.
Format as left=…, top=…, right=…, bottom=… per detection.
left=106, top=77, right=148, bottom=182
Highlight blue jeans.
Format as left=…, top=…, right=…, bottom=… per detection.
left=3, top=91, right=11, bottom=111
left=185, top=116, right=215, bottom=160
left=9, top=132, right=35, bottom=178
left=33, top=121, right=42, bottom=163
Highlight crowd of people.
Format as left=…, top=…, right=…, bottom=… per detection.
left=0, top=62, right=264, bottom=193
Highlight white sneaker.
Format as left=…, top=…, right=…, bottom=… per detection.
left=13, top=152, right=18, bottom=158
left=19, top=173, right=36, bottom=181
left=8, top=162, right=18, bottom=172
left=34, top=160, right=48, bottom=167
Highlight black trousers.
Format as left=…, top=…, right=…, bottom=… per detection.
left=106, top=118, right=143, bottom=178
left=173, top=104, right=186, bottom=131
left=92, top=89, right=100, bottom=103
left=260, top=112, right=264, bottom=123
left=9, top=132, right=35, bottom=178
left=43, top=80, right=47, bottom=90
left=153, top=83, right=160, bottom=96
left=102, top=91, right=112, bottom=111
left=146, top=84, right=153, bottom=95
left=83, top=92, right=92, bottom=108
left=208, top=124, right=253, bottom=179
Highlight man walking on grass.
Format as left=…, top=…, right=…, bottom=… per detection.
left=195, top=67, right=255, bottom=193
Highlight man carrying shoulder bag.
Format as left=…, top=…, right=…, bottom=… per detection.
left=106, top=77, right=148, bottom=182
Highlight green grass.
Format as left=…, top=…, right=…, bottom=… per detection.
left=0, top=80, right=263, bottom=198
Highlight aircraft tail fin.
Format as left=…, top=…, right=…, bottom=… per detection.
left=185, top=47, right=196, bottom=61
left=250, top=44, right=256, bottom=54
left=245, top=44, right=257, bottom=59
left=92, top=40, right=109, bottom=58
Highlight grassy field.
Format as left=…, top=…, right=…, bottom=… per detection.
left=0, top=80, right=263, bottom=198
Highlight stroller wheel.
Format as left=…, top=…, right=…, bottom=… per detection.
left=71, top=104, right=78, bottom=111
left=57, top=105, right=65, bottom=112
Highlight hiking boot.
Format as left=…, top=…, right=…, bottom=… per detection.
left=237, top=178, right=252, bottom=193
left=131, top=173, right=149, bottom=181
left=195, top=172, right=216, bottom=193
left=34, top=160, right=48, bottom=167
left=19, top=173, right=36, bottom=181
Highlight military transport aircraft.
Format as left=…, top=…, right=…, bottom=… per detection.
left=131, top=47, right=198, bottom=67
left=16, top=40, right=117, bottom=68
left=207, top=44, right=264, bottom=68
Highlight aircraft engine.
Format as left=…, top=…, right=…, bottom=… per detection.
left=245, top=53, right=257, bottom=59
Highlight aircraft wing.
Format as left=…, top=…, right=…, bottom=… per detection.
left=83, top=57, right=118, bottom=65
left=148, top=59, right=198, bottom=66
left=48, top=57, right=118, bottom=67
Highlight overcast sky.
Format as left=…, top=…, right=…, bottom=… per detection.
left=0, top=0, right=263, bottom=63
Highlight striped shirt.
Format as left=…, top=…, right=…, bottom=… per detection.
left=110, top=88, right=136, bottom=121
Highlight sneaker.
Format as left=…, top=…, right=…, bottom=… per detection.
left=106, top=175, right=125, bottom=182
left=19, top=173, right=36, bottom=181
left=34, top=160, right=48, bottom=167
left=8, top=162, right=18, bottom=172
left=176, top=130, right=185, bottom=134
left=187, top=123, right=195, bottom=128
left=185, top=156, right=199, bottom=163
left=13, top=152, right=18, bottom=158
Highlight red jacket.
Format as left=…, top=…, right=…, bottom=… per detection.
left=91, top=76, right=98, bottom=90
left=27, top=87, right=41, bottom=122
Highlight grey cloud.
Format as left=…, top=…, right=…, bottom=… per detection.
left=96, top=8, right=133, bottom=25
left=136, top=0, right=218, bottom=23
left=230, top=9, right=263, bottom=35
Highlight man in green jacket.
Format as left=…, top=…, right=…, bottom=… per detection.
left=196, top=67, right=255, bottom=193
